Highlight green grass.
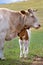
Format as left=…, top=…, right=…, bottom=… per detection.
left=0, top=0, right=43, bottom=65
left=30, top=30, right=43, bottom=57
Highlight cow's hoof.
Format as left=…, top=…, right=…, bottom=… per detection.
left=0, top=57, right=6, bottom=60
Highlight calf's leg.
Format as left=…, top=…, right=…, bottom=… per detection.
left=23, top=40, right=29, bottom=58
left=19, top=39, right=23, bottom=58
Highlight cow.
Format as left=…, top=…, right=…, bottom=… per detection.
left=0, top=8, right=40, bottom=60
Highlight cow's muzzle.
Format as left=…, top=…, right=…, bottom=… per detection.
left=35, top=24, right=41, bottom=29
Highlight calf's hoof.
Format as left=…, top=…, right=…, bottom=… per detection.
left=20, top=55, right=23, bottom=59
left=24, top=55, right=28, bottom=60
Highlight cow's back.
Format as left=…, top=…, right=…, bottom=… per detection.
left=0, top=8, right=11, bottom=32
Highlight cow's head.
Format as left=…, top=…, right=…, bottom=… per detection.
left=21, top=9, right=40, bottom=29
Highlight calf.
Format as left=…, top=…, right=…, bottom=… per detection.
left=0, top=8, right=40, bottom=60
left=18, top=26, right=31, bottom=58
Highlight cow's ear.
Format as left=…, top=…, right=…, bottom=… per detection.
left=28, top=9, right=32, bottom=13
left=33, top=9, right=38, bottom=12
left=20, top=10, right=26, bottom=14
left=28, top=9, right=38, bottom=12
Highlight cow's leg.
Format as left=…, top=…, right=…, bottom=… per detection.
left=19, top=39, right=23, bottom=58
left=0, top=40, right=5, bottom=60
left=23, top=40, right=29, bottom=58
left=0, top=32, right=6, bottom=60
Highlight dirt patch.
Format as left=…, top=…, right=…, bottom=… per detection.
left=32, top=55, right=43, bottom=65
left=18, top=55, right=43, bottom=65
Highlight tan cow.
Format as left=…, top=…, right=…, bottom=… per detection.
left=0, top=8, right=40, bottom=60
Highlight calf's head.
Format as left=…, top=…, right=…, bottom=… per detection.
left=21, top=9, right=40, bottom=29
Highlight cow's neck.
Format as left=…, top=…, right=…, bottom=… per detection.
left=15, top=14, right=26, bottom=33
left=17, top=15, right=26, bottom=33
left=10, top=13, right=25, bottom=34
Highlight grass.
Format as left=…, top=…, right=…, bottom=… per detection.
left=30, top=30, right=43, bottom=57
left=0, top=0, right=43, bottom=65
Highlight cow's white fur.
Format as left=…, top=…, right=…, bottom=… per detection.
left=19, top=29, right=31, bottom=58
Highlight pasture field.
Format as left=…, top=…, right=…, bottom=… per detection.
left=0, top=0, right=43, bottom=65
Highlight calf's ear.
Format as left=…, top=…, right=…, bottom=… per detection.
left=20, top=10, right=26, bottom=14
